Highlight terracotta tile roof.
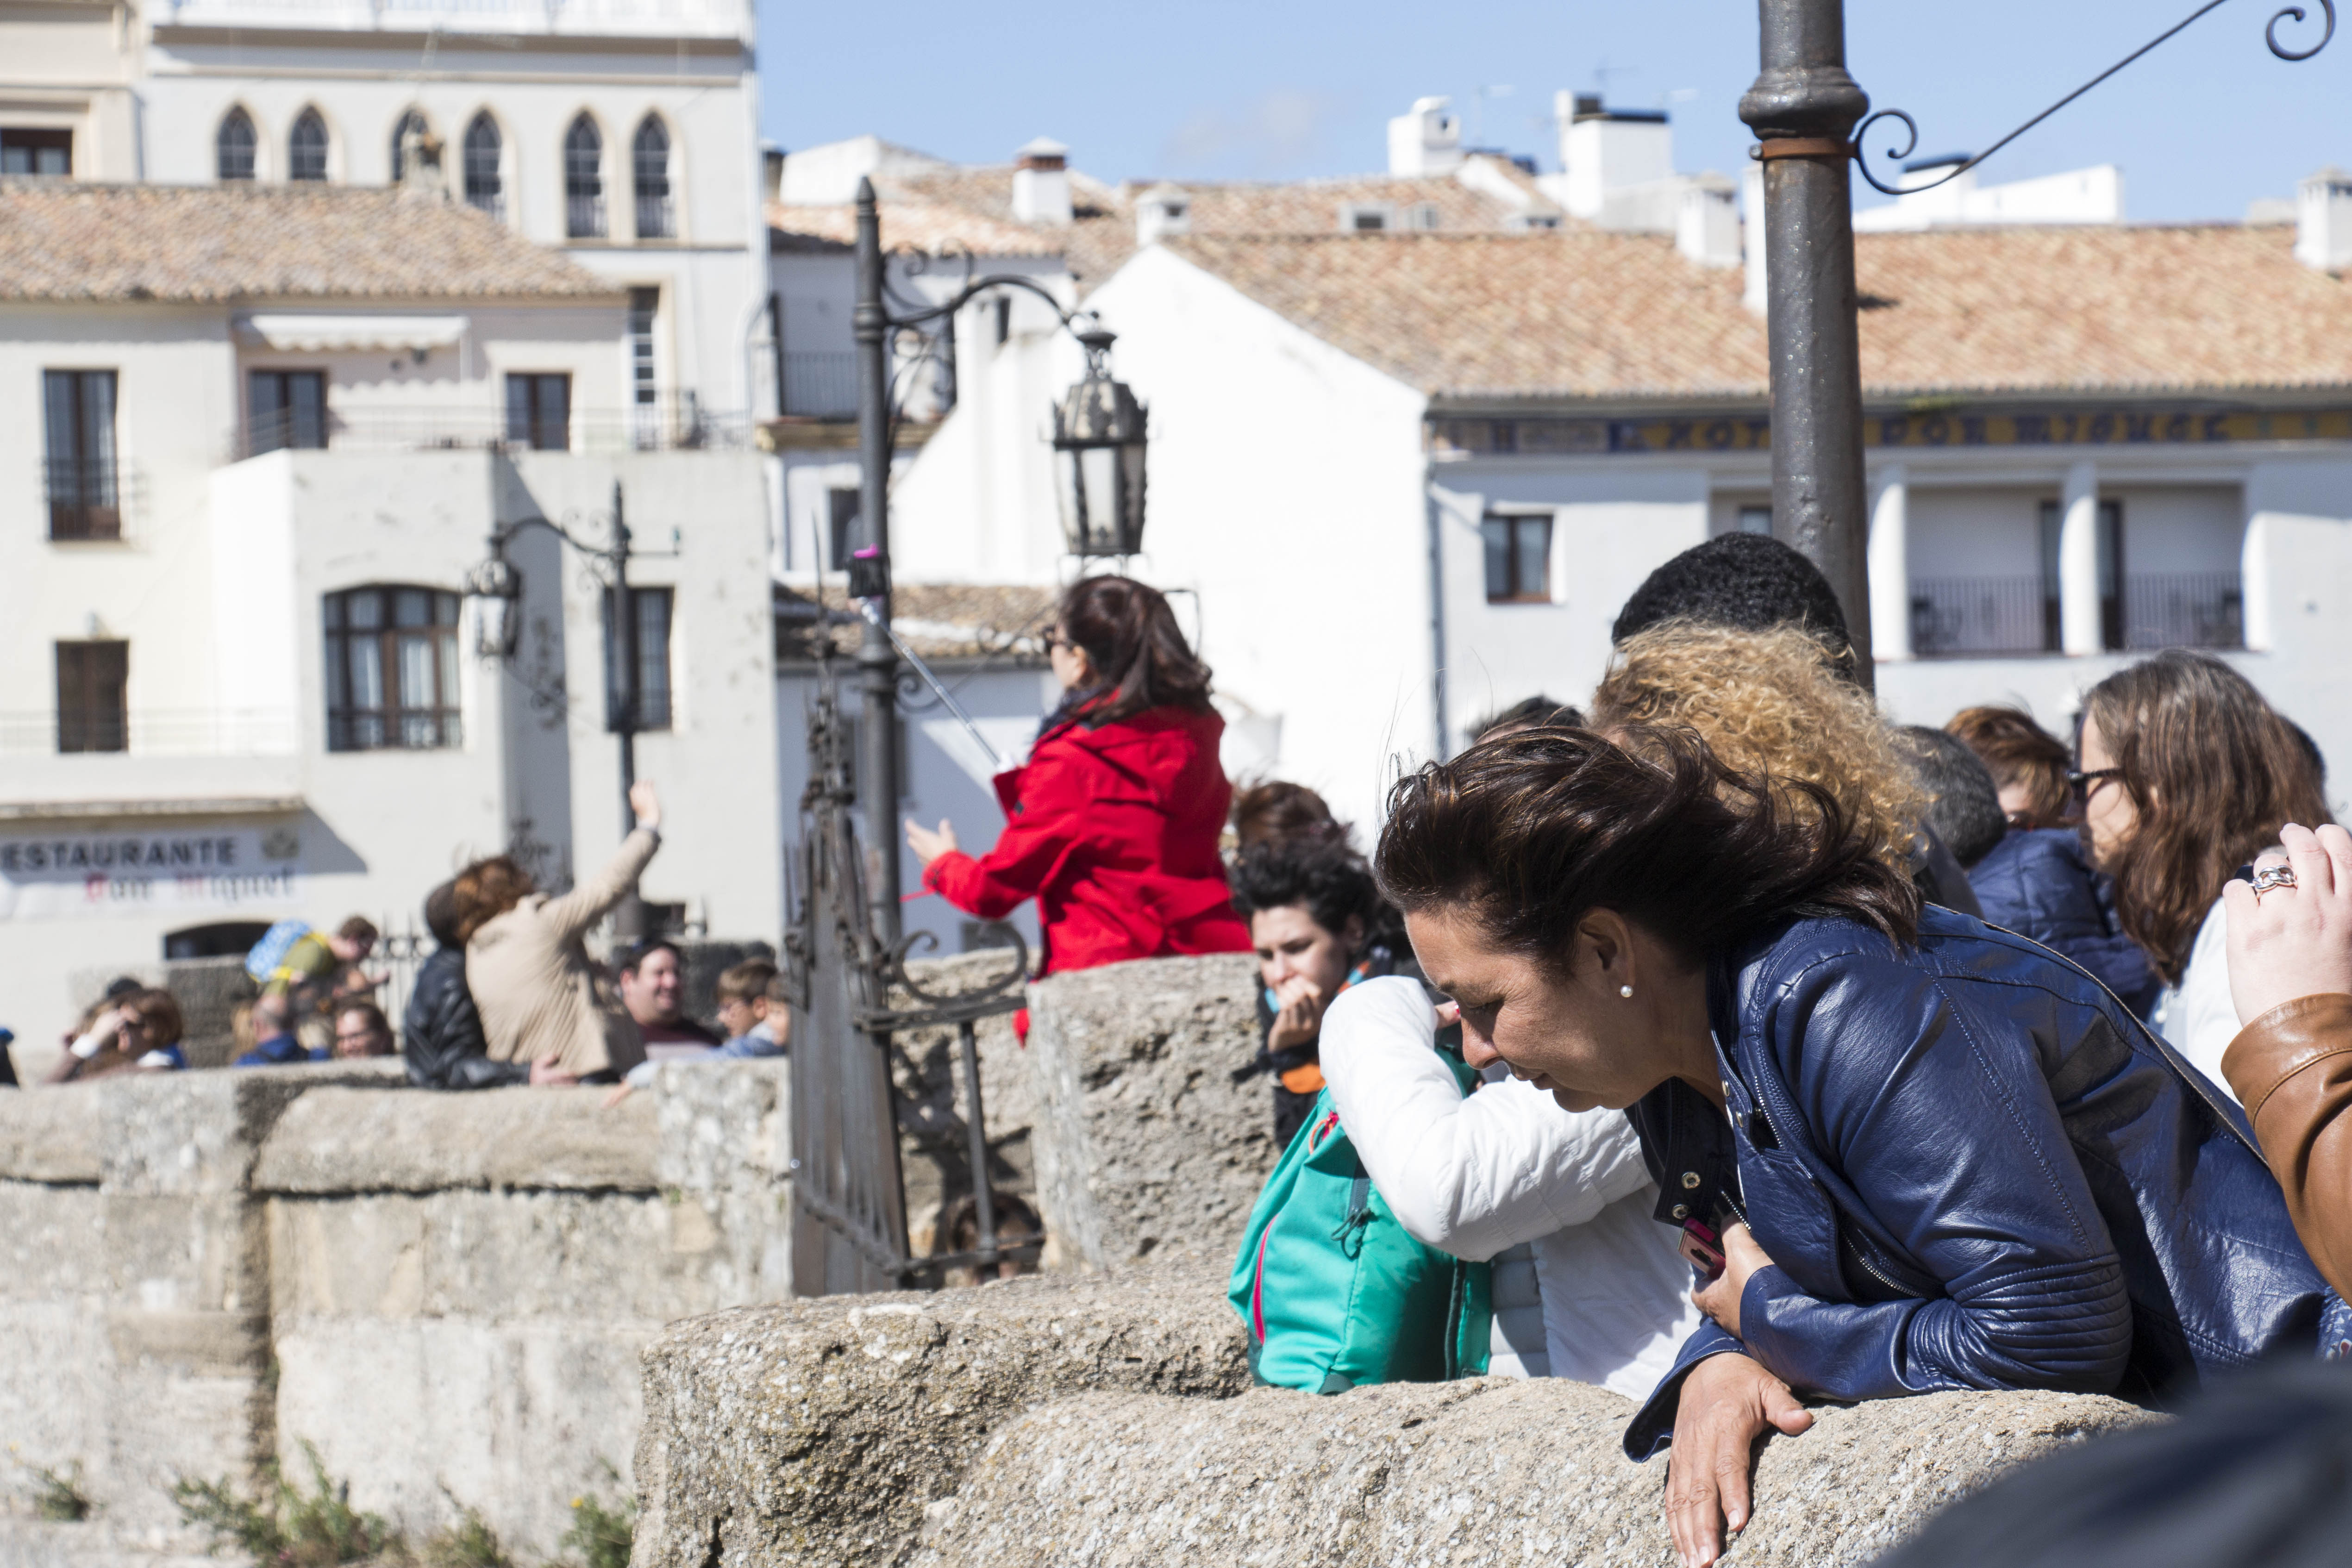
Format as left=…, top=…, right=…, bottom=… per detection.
left=1162, top=223, right=2352, bottom=402
left=766, top=156, right=1559, bottom=295
left=775, top=582, right=1057, bottom=662
left=0, top=181, right=617, bottom=302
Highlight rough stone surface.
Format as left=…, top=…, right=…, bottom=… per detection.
left=256, top=1081, right=661, bottom=1192
left=631, top=1259, right=1249, bottom=1568
left=0, top=1058, right=796, bottom=1563
left=1023, top=954, right=1270, bottom=1270
left=915, top=1381, right=2158, bottom=1568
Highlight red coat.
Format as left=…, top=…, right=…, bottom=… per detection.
left=922, top=703, right=1251, bottom=976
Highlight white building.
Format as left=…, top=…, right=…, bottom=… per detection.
left=877, top=164, right=2352, bottom=837
left=0, top=182, right=780, bottom=1065
left=1, top=0, right=769, bottom=428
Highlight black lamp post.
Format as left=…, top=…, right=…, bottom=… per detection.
left=850, top=175, right=1148, bottom=942
left=464, top=481, right=675, bottom=940
left=1743, top=0, right=2333, bottom=689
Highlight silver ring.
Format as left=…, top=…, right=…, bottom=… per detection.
left=2252, top=864, right=2298, bottom=900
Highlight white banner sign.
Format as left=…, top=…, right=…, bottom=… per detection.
left=0, top=824, right=304, bottom=920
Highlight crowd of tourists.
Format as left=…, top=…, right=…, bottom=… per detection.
left=894, top=547, right=2352, bottom=1567
left=9, top=544, right=2352, bottom=1562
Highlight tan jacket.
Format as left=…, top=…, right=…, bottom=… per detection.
left=467, top=828, right=659, bottom=1078
left=2221, top=991, right=2352, bottom=1301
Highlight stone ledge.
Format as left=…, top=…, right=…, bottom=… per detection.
left=254, top=1084, right=661, bottom=1193
left=632, top=1259, right=1250, bottom=1568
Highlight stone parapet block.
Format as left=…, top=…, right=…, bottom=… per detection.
left=914, top=1379, right=2157, bottom=1566
left=255, top=1083, right=662, bottom=1193
left=631, top=1260, right=1249, bottom=1568
left=1023, top=954, right=1271, bottom=1270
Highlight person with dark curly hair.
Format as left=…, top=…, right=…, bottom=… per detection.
left=1611, top=533, right=1856, bottom=680
left=1227, top=837, right=1395, bottom=1144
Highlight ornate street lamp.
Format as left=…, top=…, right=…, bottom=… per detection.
left=850, top=176, right=1149, bottom=940
left=1051, top=324, right=1149, bottom=559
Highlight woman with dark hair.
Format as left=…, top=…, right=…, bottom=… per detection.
left=1949, top=705, right=2159, bottom=1016
left=1366, top=725, right=2337, bottom=1568
left=907, top=575, right=1249, bottom=981
left=1228, top=837, right=1390, bottom=1143
left=1229, top=780, right=1345, bottom=852
left=2078, top=651, right=2331, bottom=1095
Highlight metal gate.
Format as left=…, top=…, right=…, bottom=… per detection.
left=781, top=650, right=1034, bottom=1295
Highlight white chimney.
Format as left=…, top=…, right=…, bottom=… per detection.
left=1136, top=181, right=1191, bottom=245
left=1387, top=96, right=1464, bottom=176
left=1011, top=137, right=1072, bottom=225
left=1743, top=162, right=1767, bottom=315
left=2296, top=166, right=2352, bottom=271
left=1677, top=171, right=1739, bottom=269
left=1560, top=96, right=1674, bottom=222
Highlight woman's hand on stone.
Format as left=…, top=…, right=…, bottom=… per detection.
left=1690, top=1222, right=1773, bottom=1339
left=530, top=1057, right=577, bottom=1087
left=1665, top=1352, right=1813, bottom=1568
left=2226, top=822, right=2352, bottom=1025
left=904, top=818, right=958, bottom=868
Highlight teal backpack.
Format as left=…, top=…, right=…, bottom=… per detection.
left=1228, top=1057, right=1491, bottom=1394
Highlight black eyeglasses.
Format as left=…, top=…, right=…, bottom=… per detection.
left=2066, top=767, right=2123, bottom=797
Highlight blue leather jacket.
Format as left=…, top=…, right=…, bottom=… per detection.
left=1968, top=827, right=2161, bottom=1018
left=1623, top=906, right=2345, bottom=1461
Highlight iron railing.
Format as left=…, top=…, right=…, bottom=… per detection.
left=566, top=193, right=607, bottom=238
left=782, top=352, right=859, bottom=419
left=45, top=456, right=120, bottom=540
left=224, top=400, right=753, bottom=461
left=1910, top=575, right=2052, bottom=657
left=2124, top=571, right=2244, bottom=650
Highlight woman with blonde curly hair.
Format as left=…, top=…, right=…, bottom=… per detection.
left=1588, top=620, right=1981, bottom=916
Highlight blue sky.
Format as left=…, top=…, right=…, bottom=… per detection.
left=759, top=0, right=2350, bottom=222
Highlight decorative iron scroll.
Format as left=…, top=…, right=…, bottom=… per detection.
left=1851, top=0, right=2334, bottom=196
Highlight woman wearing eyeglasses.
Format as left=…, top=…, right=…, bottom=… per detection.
left=905, top=576, right=1250, bottom=1006
left=2076, top=650, right=2330, bottom=1099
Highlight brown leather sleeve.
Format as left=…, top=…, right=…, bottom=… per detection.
left=2221, top=992, right=2352, bottom=1300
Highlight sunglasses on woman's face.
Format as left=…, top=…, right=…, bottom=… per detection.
left=2066, top=767, right=2123, bottom=798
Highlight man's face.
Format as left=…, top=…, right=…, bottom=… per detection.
left=333, top=1011, right=393, bottom=1058
left=623, top=948, right=684, bottom=1025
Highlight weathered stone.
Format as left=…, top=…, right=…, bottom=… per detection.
left=1024, top=954, right=1270, bottom=1270
left=913, top=1381, right=2158, bottom=1568
left=0, top=1084, right=101, bottom=1183
left=256, top=1082, right=661, bottom=1192
left=630, top=1259, right=1250, bottom=1568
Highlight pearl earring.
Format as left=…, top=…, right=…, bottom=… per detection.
left=1619, top=985, right=1634, bottom=1000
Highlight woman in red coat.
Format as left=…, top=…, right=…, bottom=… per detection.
left=905, top=575, right=1250, bottom=982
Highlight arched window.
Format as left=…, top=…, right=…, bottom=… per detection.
left=463, top=112, right=503, bottom=218
left=564, top=115, right=604, bottom=237
left=632, top=115, right=673, bottom=239
left=323, top=586, right=462, bottom=752
left=288, top=109, right=329, bottom=182
left=389, top=109, right=428, bottom=185
left=216, top=108, right=256, bottom=181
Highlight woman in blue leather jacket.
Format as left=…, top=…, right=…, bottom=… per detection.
left=1376, top=725, right=2341, bottom=1568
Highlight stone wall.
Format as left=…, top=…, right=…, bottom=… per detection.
left=0, top=1056, right=795, bottom=1564
left=1022, top=954, right=1270, bottom=1271
left=630, top=1260, right=2160, bottom=1568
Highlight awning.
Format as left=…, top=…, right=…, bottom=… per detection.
left=237, top=314, right=469, bottom=352
left=0, top=796, right=305, bottom=823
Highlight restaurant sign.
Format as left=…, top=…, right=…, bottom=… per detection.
left=1430, top=407, right=2352, bottom=457
left=0, top=824, right=304, bottom=920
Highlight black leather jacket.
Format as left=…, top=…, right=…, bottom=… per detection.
left=1624, top=906, right=2346, bottom=1460
left=403, top=946, right=527, bottom=1090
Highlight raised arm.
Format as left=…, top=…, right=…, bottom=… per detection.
left=543, top=791, right=663, bottom=944
left=1321, top=977, right=1652, bottom=1261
